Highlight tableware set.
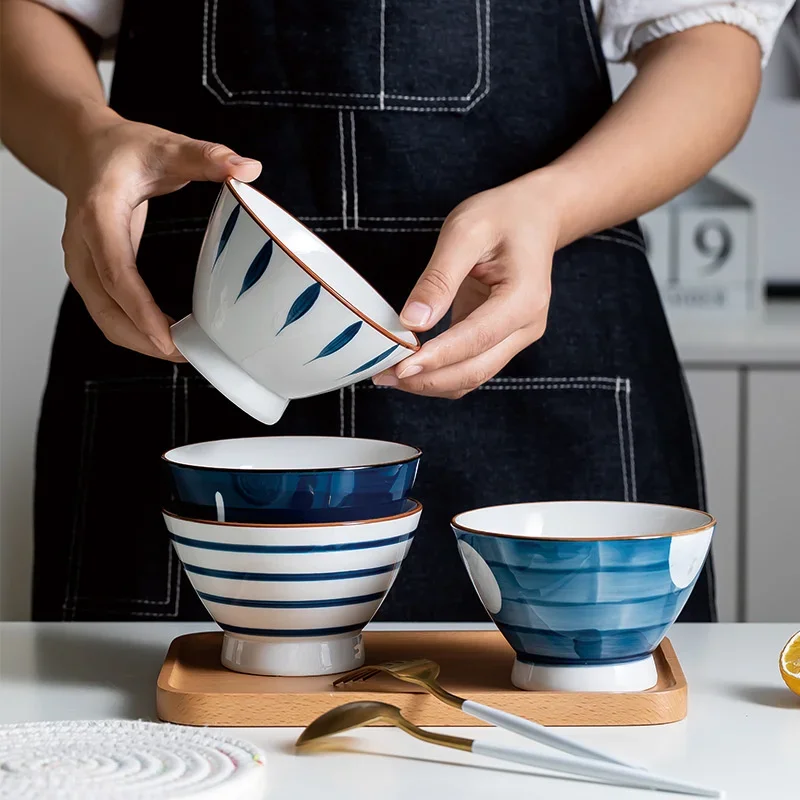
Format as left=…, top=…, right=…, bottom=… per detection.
left=154, top=181, right=722, bottom=796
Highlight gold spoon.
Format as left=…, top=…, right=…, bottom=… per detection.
left=334, top=658, right=633, bottom=767
left=296, top=701, right=722, bottom=798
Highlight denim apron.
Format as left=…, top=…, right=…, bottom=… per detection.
left=33, top=0, right=716, bottom=623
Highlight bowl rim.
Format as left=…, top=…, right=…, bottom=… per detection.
left=162, top=497, right=423, bottom=528
left=161, top=436, right=422, bottom=472
left=451, top=500, right=716, bottom=541
left=225, top=178, right=421, bottom=352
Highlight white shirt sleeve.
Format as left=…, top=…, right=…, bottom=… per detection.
left=593, top=0, right=796, bottom=67
left=30, top=0, right=123, bottom=39
left=30, top=0, right=795, bottom=68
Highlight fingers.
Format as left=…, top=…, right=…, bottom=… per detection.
left=377, top=329, right=533, bottom=399
left=400, top=213, right=494, bottom=331
left=165, top=137, right=262, bottom=184
left=64, top=233, right=184, bottom=362
left=395, top=286, right=545, bottom=381
left=80, top=198, right=177, bottom=356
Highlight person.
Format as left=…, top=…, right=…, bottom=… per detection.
left=1, top=0, right=792, bottom=623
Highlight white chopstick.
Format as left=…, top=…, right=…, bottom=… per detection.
left=461, top=699, right=638, bottom=768
left=470, top=739, right=724, bottom=798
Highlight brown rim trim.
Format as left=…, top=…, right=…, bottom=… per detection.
left=451, top=501, right=716, bottom=541
left=163, top=499, right=423, bottom=528
left=224, top=179, right=420, bottom=351
left=161, top=436, right=422, bottom=473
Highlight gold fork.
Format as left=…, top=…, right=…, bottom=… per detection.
left=333, top=658, right=633, bottom=768
left=296, top=701, right=722, bottom=798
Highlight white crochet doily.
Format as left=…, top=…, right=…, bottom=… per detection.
left=0, top=720, right=268, bottom=799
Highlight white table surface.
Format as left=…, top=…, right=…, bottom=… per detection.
left=0, top=622, right=797, bottom=799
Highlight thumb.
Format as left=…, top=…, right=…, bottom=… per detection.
left=401, top=218, right=487, bottom=330
left=168, top=137, right=262, bottom=183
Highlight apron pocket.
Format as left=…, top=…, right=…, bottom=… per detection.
left=63, top=375, right=186, bottom=620
left=347, top=375, right=639, bottom=621
left=203, top=0, right=491, bottom=112
left=62, top=372, right=344, bottom=620
left=350, top=376, right=638, bottom=506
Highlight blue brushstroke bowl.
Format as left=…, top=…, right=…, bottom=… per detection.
left=162, top=436, right=421, bottom=524
left=452, top=501, right=715, bottom=691
left=170, top=179, right=419, bottom=425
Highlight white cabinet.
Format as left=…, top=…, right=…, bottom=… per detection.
left=684, top=369, right=741, bottom=622
left=676, top=305, right=800, bottom=622
left=745, top=371, right=800, bottom=622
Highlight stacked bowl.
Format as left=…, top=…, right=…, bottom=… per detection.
left=161, top=436, right=422, bottom=676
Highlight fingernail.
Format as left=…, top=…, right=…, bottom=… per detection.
left=372, top=373, right=398, bottom=387
left=401, top=302, right=432, bottom=327
left=229, top=155, right=260, bottom=166
left=397, top=364, right=423, bottom=380
left=149, top=335, right=173, bottom=356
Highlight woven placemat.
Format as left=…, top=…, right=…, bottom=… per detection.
left=0, top=720, right=268, bottom=799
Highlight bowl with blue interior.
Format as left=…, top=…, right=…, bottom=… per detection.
left=163, top=499, right=422, bottom=676
left=170, top=178, right=419, bottom=425
left=162, top=436, right=421, bottom=524
left=452, top=501, right=715, bottom=692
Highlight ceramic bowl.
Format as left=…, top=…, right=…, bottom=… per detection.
left=452, top=501, right=715, bottom=692
left=162, top=436, right=421, bottom=524
left=170, top=179, right=419, bottom=425
left=163, top=499, right=422, bottom=676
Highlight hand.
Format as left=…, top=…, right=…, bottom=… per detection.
left=373, top=174, right=560, bottom=398
left=59, top=107, right=262, bottom=360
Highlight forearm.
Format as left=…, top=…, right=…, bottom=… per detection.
left=0, top=0, right=117, bottom=192
left=532, top=23, right=762, bottom=248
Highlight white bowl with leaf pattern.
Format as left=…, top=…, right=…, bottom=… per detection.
left=171, top=179, right=419, bottom=424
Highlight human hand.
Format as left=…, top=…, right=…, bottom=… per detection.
left=59, top=107, right=262, bottom=360
left=373, top=174, right=560, bottom=397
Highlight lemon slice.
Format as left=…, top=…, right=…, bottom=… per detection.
left=779, top=631, right=800, bottom=696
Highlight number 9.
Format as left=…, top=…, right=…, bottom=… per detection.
left=693, top=219, right=732, bottom=274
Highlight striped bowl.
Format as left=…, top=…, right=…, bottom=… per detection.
left=163, top=499, right=421, bottom=676
left=452, top=501, right=715, bottom=692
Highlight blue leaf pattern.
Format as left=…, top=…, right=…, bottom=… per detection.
left=278, top=283, right=322, bottom=334
left=235, top=238, right=274, bottom=302
left=213, top=205, right=240, bottom=269
left=343, top=344, right=399, bottom=377
left=306, top=321, right=362, bottom=364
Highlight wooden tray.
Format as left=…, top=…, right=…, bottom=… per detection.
left=157, top=631, right=687, bottom=728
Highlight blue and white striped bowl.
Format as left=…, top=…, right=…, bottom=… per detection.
left=163, top=500, right=421, bottom=676
left=171, top=179, right=418, bottom=425
left=452, top=501, right=715, bottom=692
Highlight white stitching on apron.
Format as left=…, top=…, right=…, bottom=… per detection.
left=609, top=226, right=646, bottom=247
left=350, top=112, right=360, bottom=229
left=67, top=373, right=185, bottom=616
left=309, top=226, right=442, bottom=233
left=588, top=233, right=648, bottom=255
left=201, top=0, right=226, bottom=104
left=339, top=387, right=346, bottom=436
left=350, top=385, right=357, bottom=436
left=578, top=0, right=602, bottom=80
left=625, top=378, right=638, bottom=501
left=615, top=377, right=630, bottom=502
left=379, top=0, right=387, bottom=109
left=204, top=0, right=491, bottom=109
left=62, top=383, right=97, bottom=620
left=338, top=111, right=348, bottom=231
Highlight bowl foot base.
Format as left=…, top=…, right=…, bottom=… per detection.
left=220, top=631, right=364, bottom=676
left=171, top=315, right=289, bottom=425
left=511, top=654, right=658, bottom=693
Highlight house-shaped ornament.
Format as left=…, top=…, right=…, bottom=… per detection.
left=640, top=175, right=760, bottom=314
